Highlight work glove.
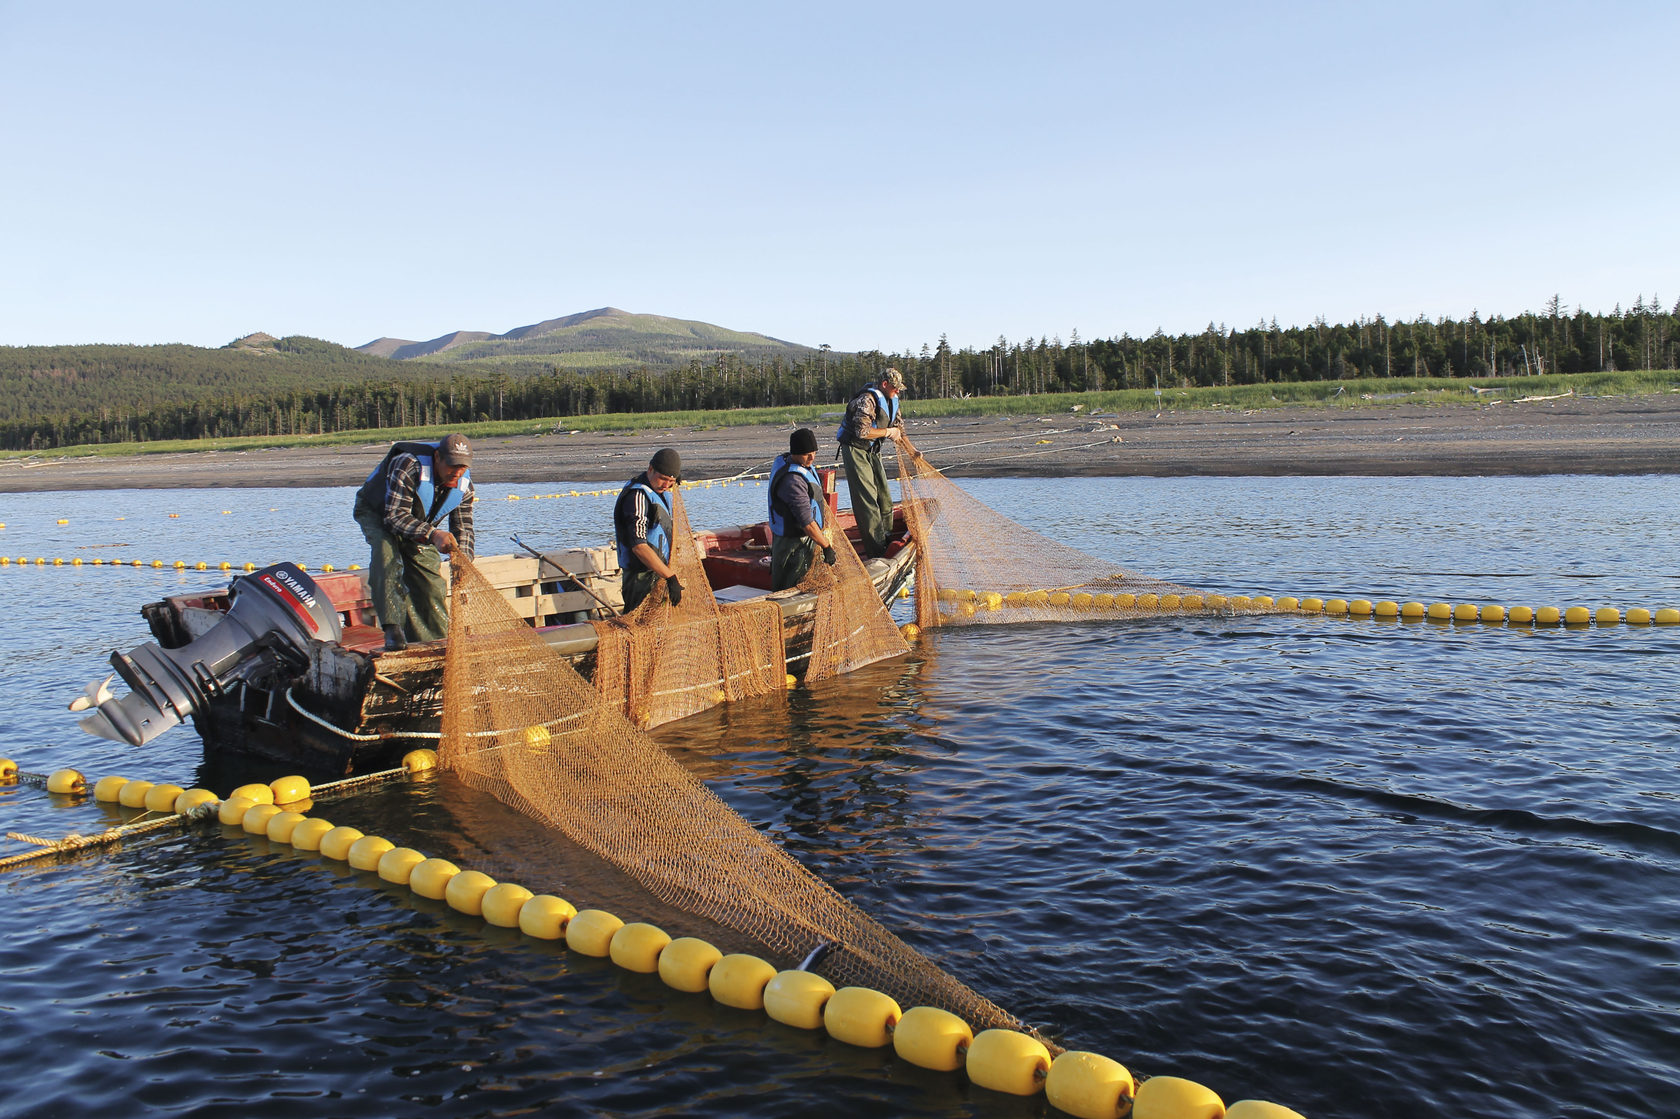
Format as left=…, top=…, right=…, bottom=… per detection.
left=822, top=546, right=837, bottom=566
left=666, top=575, right=683, bottom=607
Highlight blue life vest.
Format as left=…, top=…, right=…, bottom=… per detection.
left=768, top=454, right=825, bottom=538
left=614, top=476, right=674, bottom=571
left=357, top=439, right=471, bottom=525
left=836, top=386, right=899, bottom=449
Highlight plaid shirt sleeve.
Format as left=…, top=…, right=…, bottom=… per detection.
left=381, top=454, right=433, bottom=545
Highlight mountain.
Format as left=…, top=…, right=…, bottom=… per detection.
left=356, top=307, right=816, bottom=370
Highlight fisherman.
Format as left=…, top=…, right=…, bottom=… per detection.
left=835, top=367, right=905, bottom=558
left=352, top=433, right=475, bottom=651
left=768, top=428, right=837, bottom=591
left=613, top=447, right=685, bottom=613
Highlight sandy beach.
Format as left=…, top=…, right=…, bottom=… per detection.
left=2, top=393, right=1675, bottom=493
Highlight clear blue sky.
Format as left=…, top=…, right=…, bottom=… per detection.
left=2, top=1, right=1675, bottom=354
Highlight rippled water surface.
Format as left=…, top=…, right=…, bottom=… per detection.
left=2, top=475, right=1678, bottom=1118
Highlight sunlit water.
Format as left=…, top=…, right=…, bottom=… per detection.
left=2, top=474, right=1677, bottom=1118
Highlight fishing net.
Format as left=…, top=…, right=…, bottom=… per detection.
left=897, top=435, right=1283, bottom=629
left=795, top=516, right=910, bottom=684
left=439, top=555, right=1026, bottom=1036
left=589, top=488, right=786, bottom=729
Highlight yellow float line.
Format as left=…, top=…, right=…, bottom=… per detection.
left=0, top=556, right=359, bottom=573
left=498, top=472, right=774, bottom=501
left=932, top=588, right=1680, bottom=628
left=0, top=753, right=1300, bottom=1119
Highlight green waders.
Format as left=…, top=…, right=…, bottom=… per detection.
left=840, top=441, right=893, bottom=558
left=770, top=533, right=817, bottom=591
left=353, top=503, right=450, bottom=642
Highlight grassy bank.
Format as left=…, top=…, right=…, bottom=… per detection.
left=4, top=370, right=1674, bottom=462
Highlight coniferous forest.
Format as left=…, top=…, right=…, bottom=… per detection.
left=2, top=297, right=1676, bottom=451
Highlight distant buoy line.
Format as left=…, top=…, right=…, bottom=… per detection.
left=1, top=752, right=1302, bottom=1119
left=1, top=556, right=357, bottom=572
left=934, top=586, right=1680, bottom=629
left=8, top=553, right=1677, bottom=634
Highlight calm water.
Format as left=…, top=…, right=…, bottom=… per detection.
left=2, top=475, right=1678, bottom=1119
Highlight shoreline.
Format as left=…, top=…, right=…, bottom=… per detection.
left=2, top=394, right=1677, bottom=493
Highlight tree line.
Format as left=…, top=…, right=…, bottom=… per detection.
left=2, top=296, right=1675, bottom=451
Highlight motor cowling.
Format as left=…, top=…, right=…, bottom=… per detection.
left=73, top=563, right=343, bottom=746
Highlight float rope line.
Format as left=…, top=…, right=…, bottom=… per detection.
left=496, top=471, right=783, bottom=503
left=205, top=801, right=1296, bottom=1119
left=3, top=755, right=1301, bottom=1115
left=0, top=755, right=440, bottom=871
left=931, top=585, right=1680, bottom=629
left=1, top=557, right=359, bottom=573
left=0, top=805, right=218, bottom=870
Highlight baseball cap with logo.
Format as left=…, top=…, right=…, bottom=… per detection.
left=436, top=434, right=472, bottom=467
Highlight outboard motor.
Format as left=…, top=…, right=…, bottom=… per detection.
left=72, top=563, right=343, bottom=746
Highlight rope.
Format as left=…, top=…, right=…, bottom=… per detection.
left=934, top=436, right=1119, bottom=474
left=0, top=804, right=216, bottom=871
left=285, top=688, right=442, bottom=743
left=307, top=765, right=414, bottom=798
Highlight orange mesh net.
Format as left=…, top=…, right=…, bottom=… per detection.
left=795, top=514, right=910, bottom=684
left=439, top=554, right=1026, bottom=1036
left=897, top=436, right=1283, bottom=628
left=589, top=488, right=787, bottom=728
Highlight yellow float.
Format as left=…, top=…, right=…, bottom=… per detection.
left=46, top=768, right=86, bottom=795
left=891, top=1006, right=972, bottom=1072
left=376, top=847, right=427, bottom=885
left=242, top=803, right=285, bottom=835
left=517, top=895, right=578, bottom=940
left=264, top=810, right=309, bottom=844
left=118, top=779, right=156, bottom=808
left=565, top=909, right=624, bottom=956
left=823, top=986, right=901, bottom=1049
left=1045, top=1050, right=1135, bottom=1119
left=481, top=883, right=536, bottom=928
left=408, top=857, right=461, bottom=900
left=763, top=970, right=835, bottom=1029
left=966, top=1028, right=1051, bottom=1096
left=657, top=937, right=721, bottom=992
left=94, top=776, right=131, bottom=803
left=289, top=817, right=335, bottom=852
left=708, top=953, right=777, bottom=1010
left=1134, top=1074, right=1224, bottom=1119
left=444, top=870, right=498, bottom=916
left=317, top=825, right=365, bottom=861
left=143, top=783, right=186, bottom=813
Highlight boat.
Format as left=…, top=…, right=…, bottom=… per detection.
left=69, top=470, right=915, bottom=775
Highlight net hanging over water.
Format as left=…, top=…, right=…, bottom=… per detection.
left=896, top=436, right=1283, bottom=629
left=589, top=489, right=786, bottom=729
left=439, top=551, right=1019, bottom=1034
left=794, top=511, right=910, bottom=684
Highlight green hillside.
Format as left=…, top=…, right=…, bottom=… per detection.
left=358, top=307, right=815, bottom=370
left=0, top=333, right=442, bottom=423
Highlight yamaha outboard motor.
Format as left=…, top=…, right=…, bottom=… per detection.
left=73, top=563, right=343, bottom=747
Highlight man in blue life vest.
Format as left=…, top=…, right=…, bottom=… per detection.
left=613, top=447, right=685, bottom=614
left=352, top=433, right=475, bottom=651
left=836, top=367, right=906, bottom=558
left=768, top=428, right=837, bottom=591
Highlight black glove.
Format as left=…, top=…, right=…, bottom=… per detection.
left=822, top=546, right=837, bottom=566
left=666, top=575, right=683, bottom=607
